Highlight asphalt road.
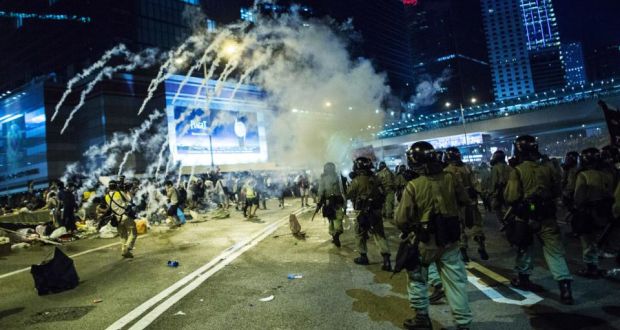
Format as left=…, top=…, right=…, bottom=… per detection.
left=1, top=199, right=619, bottom=330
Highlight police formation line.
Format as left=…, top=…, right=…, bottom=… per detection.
left=315, top=135, right=620, bottom=330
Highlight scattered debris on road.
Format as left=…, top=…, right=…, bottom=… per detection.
left=259, top=295, right=275, bottom=302
left=92, top=298, right=103, bottom=304
left=174, top=311, right=186, bottom=316
left=287, top=273, right=303, bottom=279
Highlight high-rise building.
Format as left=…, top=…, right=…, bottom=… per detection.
left=481, top=0, right=566, bottom=100
left=0, top=0, right=199, bottom=91
left=587, top=44, right=620, bottom=82
left=562, top=42, right=587, bottom=85
left=406, top=0, right=493, bottom=111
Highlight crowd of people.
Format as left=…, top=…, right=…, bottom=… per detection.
left=313, top=134, right=620, bottom=330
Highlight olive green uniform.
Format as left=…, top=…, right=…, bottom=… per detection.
left=318, top=172, right=346, bottom=236
left=491, top=162, right=512, bottom=222
left=573, top=169, right=614, bottom=266
left=444, top=163, right=484, bottom=250
left=395, top=172, right=473, bottom=327
left=561, top=167, right=578, bottom=205
left=377, top=167, right=396, bottom=223
left=504, top=161, right=572, bottom=281
left=347, top=173, right=389, bottom=255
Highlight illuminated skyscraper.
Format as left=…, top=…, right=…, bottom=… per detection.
left=481, top=0, right=566, bottom=100
left=562, top=42, right=587, bottom=85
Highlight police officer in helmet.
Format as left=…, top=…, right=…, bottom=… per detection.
left=395, top=141, right=472, bottom=330
left=573, top=148, right=614, bottom=278
left=505, top=135, right=573, bottom=304
left=443, top=147, right=489, bottom=261
left=490, top=150, right=512, bottom=225
left=346, top=157, right=391, bottom=271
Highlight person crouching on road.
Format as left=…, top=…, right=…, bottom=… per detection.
left=164, top=180, right=180, bottom=227
left=106, top=180, right=137, bottom=258
left=395, top=142, right=473, bottom=330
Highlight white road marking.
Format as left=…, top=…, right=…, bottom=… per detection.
left=466, top=261, right=543, bottom=306
left=0, top=235, right=149, bottom=280
left=106, top=209, right=305, bottom=330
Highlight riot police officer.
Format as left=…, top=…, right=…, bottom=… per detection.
left=317, top=162, right=347, bottom=247
left=561, top=151, right=579, bottom=202
left=504, top=135, right=573, bottom=304
left=573, top=148, right=614, bottom=278
left=490, top=150, right=512, bottom=225
left=395, top=141, right=472, bottom=330
left=346, top=157, right=391, bottom=271
left=376, top=161, right=396, bottom=224
left=443, top=147, right=488, bottom=261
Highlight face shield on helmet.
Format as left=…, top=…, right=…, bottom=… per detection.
left=513, top=135, right=539, bottom=161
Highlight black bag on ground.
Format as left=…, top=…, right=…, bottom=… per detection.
left=31, top=247, right=79, bottom=295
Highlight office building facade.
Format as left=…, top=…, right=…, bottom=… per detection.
left=562, top=42, right=587, bottom=85
left=481, top=0, right=566, bottom=100
left=407, top=0, right=493, bottom=111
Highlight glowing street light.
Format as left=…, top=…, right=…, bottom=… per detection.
left=470, top=97, right=477, bottom=104
left=445, top=102, right=451, bottom=108
left=324, top=101, right=332, bottom=108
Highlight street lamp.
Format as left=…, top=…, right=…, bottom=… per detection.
left=445, top=102, right=451, bottom=108
left=470, top=97, right=477, bottom=104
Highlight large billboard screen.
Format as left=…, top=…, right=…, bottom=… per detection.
left=0, top=82, right=48, bottom=193
left=165, top=76, right=269, bottom=166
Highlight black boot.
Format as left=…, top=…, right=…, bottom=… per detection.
left=403, top=313, right=432, bottom=330
left=474, top=236, right=489, bottom=260
left=354, top=253, right=369, bottom=265
left=460, top=248, right=470, bottom=263
left=511, top=273, right=534, bottom=291
left=429, top=284, right=445, bottom=305
left=381, top=253, right=392, bottom=272
left=332, top=233, right=341, bottom=248
left=577, top=263, right=603, bottom=279
left=559, top=279, right=574, bottom=305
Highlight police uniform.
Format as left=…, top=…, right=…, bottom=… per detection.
left=318, top=163, right=346, bottom=247
left=573, top=148, right=614, bottom=277
left=376, top=163, right=396, bottom=223
left=504, top=135, right=573, bottom=304
left=395, top=141, right=472, bottom=330
left=490, top=153, right=512, bottom=224
left=443, top=148, right=488, bottom=261
left=346, top=158, right=391, bottom=270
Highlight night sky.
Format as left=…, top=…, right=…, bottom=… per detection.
left=554, top=0, right=620, bottom=52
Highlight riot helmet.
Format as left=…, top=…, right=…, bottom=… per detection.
left=108, top=180, right=119, bottom=191
left=601, top=145, right=620, bottom=165
left=378, top=161, right=387, bottom=171
left=513, top=135, right=539, bottom=161
left=353, top=157, right=374, bottom=173
left=563, top=151, right=579, bottom=169
left=579, top=148, right=601, bottom=169
left=443, top=147, right=462, bottom=164
left=323, top=162, right=336, bottom=174
left=490, top=150, right=506, bottom=165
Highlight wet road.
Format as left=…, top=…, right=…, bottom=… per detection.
left=1, top=199, right=619, bottom=330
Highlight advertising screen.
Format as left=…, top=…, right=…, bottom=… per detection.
left=165, top=76, right=269, bottom=166
left=0, top=114, right=27, bottom=171
left=171, top=106, right=268, bottom=165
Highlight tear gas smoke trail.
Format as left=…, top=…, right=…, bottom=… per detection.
left=137, top=35, right=201, bottom=116
left=171, top=31, right=231, bottom=106
left=230, top=49, right=272, bottom=100
left=117, top=110, right=164, bottom=176
left=154, top=137, right=169, bottom=179
left=186, top=165, right=196, bottom=190
left=52, top=44, right=130, bottom=122
left=60, top=48, right=160, bottom=134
